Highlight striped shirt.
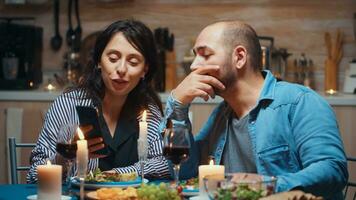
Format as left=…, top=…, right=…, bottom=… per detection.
left=27, top=89, right=170, bottom=183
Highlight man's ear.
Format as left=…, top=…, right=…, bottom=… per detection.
left=232, top=45, right=247, bottom=70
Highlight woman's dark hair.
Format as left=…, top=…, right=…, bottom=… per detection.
left=76, top=19, right=162, bottom=114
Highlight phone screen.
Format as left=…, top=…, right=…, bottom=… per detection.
left=75, top=106, right=108, bottom=155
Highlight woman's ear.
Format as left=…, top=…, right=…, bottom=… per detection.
left=142, top=65, right=148, bottom=78
left=232, top=45, right=247, bottom=70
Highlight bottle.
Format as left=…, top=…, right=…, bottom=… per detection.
left=2, top=50, right=19, bottom=80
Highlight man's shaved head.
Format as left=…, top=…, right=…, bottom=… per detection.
left=206, top=21, right=262, bottom=71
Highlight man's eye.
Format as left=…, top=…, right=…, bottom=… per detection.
left=203, top=54, right=211, bottom=59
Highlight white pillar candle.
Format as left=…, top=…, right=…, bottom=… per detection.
left=37, top=160, right=62, bottom=200
left=139, top=110, right=148, bottom=140
left=76, top=127, right=88, bottom=177
left=198, top=159, right=225, bottom=196
left=138, top=110, right=148, bottom=159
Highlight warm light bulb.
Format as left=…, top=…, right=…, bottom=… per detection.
left=209, top=159, right=214, bottom=165
left=326, top=89, right=337, bottom=95
left=142, top=110, right=147, bottom=122
left=47, top=83, right=55, bottom=91
left=77, top=127, right=84, bottom=140
left=47, top=160, right=51, bottom=165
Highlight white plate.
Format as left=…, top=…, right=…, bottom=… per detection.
left=182, top=188, right=199, bottom=197
left=26, top=194, right=72, bottom=200
left=70, top=177, right=149, bottom=189
left=189, top=195, right=208, bottom=200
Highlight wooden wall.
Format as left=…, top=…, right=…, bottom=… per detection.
left=0, top=0, right=355, bottom=91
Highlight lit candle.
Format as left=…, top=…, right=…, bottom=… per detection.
left=76, top=127, right=88, bottom=177
left=139, top=110, right=148, bottom=140
left=198, top=159, right=225, bottom=196
left=138, top=110, right=148, bottom=160
left=37, top=160, right=62, bottom=200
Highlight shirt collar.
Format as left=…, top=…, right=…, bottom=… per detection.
left=257, top=70, right=277, bottom=102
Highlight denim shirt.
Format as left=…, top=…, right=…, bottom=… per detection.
left=162, top=70, right=348, bottom=200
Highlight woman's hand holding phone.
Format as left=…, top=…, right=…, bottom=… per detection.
left=74, top=125, right=107, bottom=159
left=87, top=137, right=107, bottom=159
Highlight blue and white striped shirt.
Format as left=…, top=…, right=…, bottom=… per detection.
left=27, top=89, right=170, bottom=183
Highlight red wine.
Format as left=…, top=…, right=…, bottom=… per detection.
left=163, top=146, right=190, bottom=165
left=56, top=143, right=77, bottom=160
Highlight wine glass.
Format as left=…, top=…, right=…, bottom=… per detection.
left=163, top=124, right=191, bottom=188
left=55, top=123, right=78, bottom=191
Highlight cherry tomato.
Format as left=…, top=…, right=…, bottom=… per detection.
left=177, top=185, right=183, bottom=194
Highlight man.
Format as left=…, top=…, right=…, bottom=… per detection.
left=163, top=21, right=348, bottom=199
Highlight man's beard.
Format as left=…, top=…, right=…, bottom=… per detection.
left=214, top=61, right=236, bottom=96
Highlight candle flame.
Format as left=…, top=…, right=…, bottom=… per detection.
left=77, top=127, right=85, bottom=140
left=209, top=159, right=214, bottom=165
left=142, top=110, right=147, bottom=122
left=47, top=160, right=51, bottom=165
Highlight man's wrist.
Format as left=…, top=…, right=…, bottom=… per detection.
left=171, top=89, right=190, bottom=106
left=167, top=92, right=190, bottom=121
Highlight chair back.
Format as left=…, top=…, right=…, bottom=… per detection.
left=344, top=157, right=356, bottom=200
left=8, top=137, right=36, bottom=184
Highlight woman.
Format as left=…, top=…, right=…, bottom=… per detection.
left=27, top=19, right=170, bottom=183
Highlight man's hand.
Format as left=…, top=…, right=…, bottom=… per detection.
left=172, top=65, right=225, bottom=105
left=231, top=173, right=263, bottom=182
left=260, top=190, right=323, bottom=200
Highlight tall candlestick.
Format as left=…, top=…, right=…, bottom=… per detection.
left=138, top=110, right=148, bottom=184
left=37, top=160, right=62, bottom=200
left=76, top=128, right=88, bottom=200
left=76, top=127, right=88, bottom=177
left=139, top=110, right=148, bottom=140
left=138, top=110, right=148, bottom=159
left=198, top=159, right=225, bottom=197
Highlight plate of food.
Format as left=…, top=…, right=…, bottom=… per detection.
left=86, top=187, right=138, bottom=200
left=71, top=168, right=148, bottom=189
left=203, top=173, right=277, bottom=200
left=86, top=183, right=182, bottom=200
left=179, top=177, right=199, bottom=197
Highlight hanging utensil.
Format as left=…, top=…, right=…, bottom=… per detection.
left=66, top=0, right=75, bottom=46
left=50, top=0, right=62, bottom=51
left=73, top=0, right=82, bottom=52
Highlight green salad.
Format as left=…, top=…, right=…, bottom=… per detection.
left=215, top=184, right=267, bottom=200
left=85, top=168, right=137, bottom=182
left=180, top=177, right=199, bottom=190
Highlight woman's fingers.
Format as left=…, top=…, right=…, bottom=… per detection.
left=89, top=153, right=107, bottom=159
left=80, top=124, right=93, bottom=133
left=89, top=143, right=105, bottom=153
left=87, top=137, right=103, bottom=146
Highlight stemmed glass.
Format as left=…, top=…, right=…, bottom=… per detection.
left=163, top=124, right=191, bottom=188
left=55, top=123, right=78, bottom=192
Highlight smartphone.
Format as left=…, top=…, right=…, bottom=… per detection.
left=75, top=106, right=108, bottom=155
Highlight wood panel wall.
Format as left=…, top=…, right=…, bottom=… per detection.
left=1, top=0, right=355, bottom=91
